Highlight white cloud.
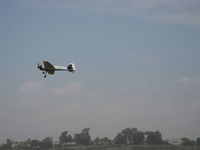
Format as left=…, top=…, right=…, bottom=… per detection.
left=178, top=77, right=191, bottom=83
left=28, top=0, right=200, bottom=25
left=178, top=76, right=200, bottom=84
left=118, top=50, right=162, bottom=64
left=18, top=81, right=44, bottom=93
left=18, top=81, right=82, bottom=96
left=149, top=11, right=200, bottom=25
left=53, top=82, right=82, bottom=96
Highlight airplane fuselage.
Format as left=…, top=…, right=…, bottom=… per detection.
left=39, top=65, right=68, bottom=71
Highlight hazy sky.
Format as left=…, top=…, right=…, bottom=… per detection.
left=1, top=0, right=200, bottom=142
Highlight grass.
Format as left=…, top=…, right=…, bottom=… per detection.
left=5, top=145, right=200, bottom=150
left=51, top=145, right=200, bottom=150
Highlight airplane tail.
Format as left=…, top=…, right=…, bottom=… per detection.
left=67, top=63, right=76, bottom=72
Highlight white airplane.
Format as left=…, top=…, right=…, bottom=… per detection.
left=37, top=61, right=76, bottom=78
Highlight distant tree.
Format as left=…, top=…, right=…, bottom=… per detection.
left=30, top=139, right=40, bottom=148
left=67, top=134, right=73, bottom=143
left=145, top=131, right=163, bottom=145
left=15, top=141, right=30, bottom=149
left=40, top=137, right=53, bottom=148
left=22, top=138, right=31, bottom=148
left=74, top=128, right=91, bottom=145
left=122, top=128, right=134, bottom=144
left=6, top=139, right=12, bottom=148
left=93, top=137, right=100, bottom=145
left=113, top=127, right=144, bottom=145
left=74, top=133, right=81, bottom=144
left=113, top=128, right=133, bottom=145
left=93, top=137, right=111, bottom=145
left=181, top=137, right=195, bottom=146
left=113, top=133, right=126, bottom=144
left=196, top=137, right=200, bottom=146
left=99, top=137, right=112, bottom=145
left=163, top=139, right=169, bottom=145
left=0, top=139, right=12, bottom=150
left=0, top=144, right=8, bottom=150
left=59, top=131, right=73, bottom=145
left=133, top=130, right=144, bottom=144
left=59, top=131, right=68, bottom=145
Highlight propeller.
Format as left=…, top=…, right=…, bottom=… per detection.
left=37, top=63, right=42, bottom=70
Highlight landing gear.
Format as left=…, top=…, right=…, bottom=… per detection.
left=43, top=71, right=47, bottom=78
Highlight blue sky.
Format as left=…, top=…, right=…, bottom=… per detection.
left=1, top=0, right=200, bottom=142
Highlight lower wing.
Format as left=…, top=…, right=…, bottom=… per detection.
left=47, top=70, right=55, bottom=74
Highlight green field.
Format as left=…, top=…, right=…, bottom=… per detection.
left=52, top=145, right=200, bottom=150
left=24, top=145, right=200, bottom=150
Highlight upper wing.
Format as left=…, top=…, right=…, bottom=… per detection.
left=43, top=61, right=55, bottom=74
left=43, top=61, right=55, bottom=69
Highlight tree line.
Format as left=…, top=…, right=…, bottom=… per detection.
left=1, top=127, right=200, bottom=149
left=0, top=137, right=53, bottom=149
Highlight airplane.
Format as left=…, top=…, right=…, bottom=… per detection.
left=37, top=61, right=76, bottom=78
